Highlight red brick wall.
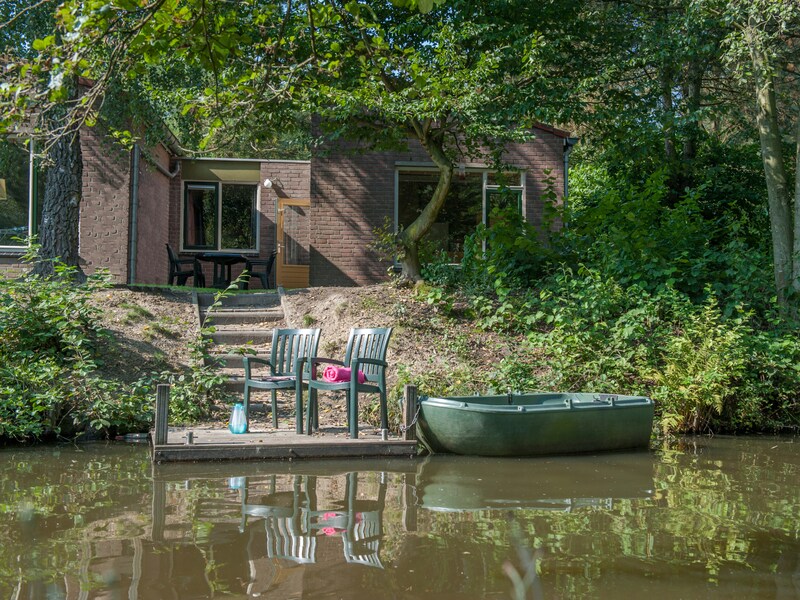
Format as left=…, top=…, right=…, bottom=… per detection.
left=309, top=127, right=567, bottom=286
left=259, top=160, right=312, bottom=261
left=79, top=127, right=132, bottom=283
left=310, top=150, right=395, bottom=286
left=134, top=144, right=174, bottom=284
left=244, top=161, right=309, bottom=288
left=508, top=130, right=566, bottom=230
left=1, top=127, right=142, bottom=284
left=0, top=255, right=27, bottom=278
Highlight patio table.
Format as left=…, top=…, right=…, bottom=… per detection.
left=196, top=252, right=248, bottom=288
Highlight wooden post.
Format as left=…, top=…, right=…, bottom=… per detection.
left=154, top=384, right=170, bottom=445
left=151, top=479, right=166, bottom=542
left=403, top=385, right=418, bottom=441
left=402, top=472, right=418, bottom=532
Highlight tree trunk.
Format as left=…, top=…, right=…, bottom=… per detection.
left=661, top=70, right=675, bottom=165
left=32, top=129, right=85, bottom=281
left=682, top=61, right=703, bottom=162
left=397, top=135, right=454, bottom=281
left=793, top=110, right=800, bottom=297
left=747, top=21, right=794, bottom=307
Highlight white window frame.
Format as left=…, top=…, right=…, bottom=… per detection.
left=482, top=170, right=526, bottom=222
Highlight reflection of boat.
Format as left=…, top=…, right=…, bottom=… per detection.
left=416, top=454, right=656, bottom=511
left=417, top=392, right=654, bottom=456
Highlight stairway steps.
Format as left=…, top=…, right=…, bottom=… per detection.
left=205, top=352, right=271, bottom=370
left=202, top=308, right=283, bottom=325
left=197, top=292, right=281, bottom=309
left=193, top=291, right=288, bottom=392
left=205, top=329, right=274, bottom=345
left=223, top=375, right=246, bottom=393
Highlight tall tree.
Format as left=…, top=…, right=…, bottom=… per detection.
left=0, top=1, right=86, bottom=278
left=1, top=0, right=294, bottom=275
left=305, top=1, right=565, bottom=279
left=715, top=0, right=800, bottom=307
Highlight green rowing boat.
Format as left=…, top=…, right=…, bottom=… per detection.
left=416, top=392, right=654, bottom=457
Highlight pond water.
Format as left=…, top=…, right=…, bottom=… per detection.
left=1, top=436, right=798, bottom=599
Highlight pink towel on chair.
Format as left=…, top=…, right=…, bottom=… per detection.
left=322, top=365, right=366, bottom=384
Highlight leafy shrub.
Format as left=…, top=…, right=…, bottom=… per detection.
left=366, top=363, right=491, bottom=434
left=724, top=324, right=800, bottom=432
left=564, top=164, right=775, bottom=317
left=0, top=255, right=237, bottom=441
left=0, top=258, right=123, bottom=439
left=651, top=295, right=747, bottom=435
left=461, top=206, right=555, bottom=295
left=474, top=264, right=800, bottom=436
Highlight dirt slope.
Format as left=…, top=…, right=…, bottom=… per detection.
left=97, top=284, right=526, bottom=429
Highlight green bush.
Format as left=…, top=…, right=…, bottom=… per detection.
left=458, top=148, right=800, bottom=436
left=0, top=256, right=236, bottom=441
left=650, top=295, right=747, bottom=435
left=0, top=258, right=131, bottom=440
left=476, top=264, right=800, bottom=436
left=564, top=163, right=775, bottom=318
left=165, top=282, right=243, bottom=425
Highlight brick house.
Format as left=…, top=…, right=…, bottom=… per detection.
left=0, top=124, right=575, bottom=288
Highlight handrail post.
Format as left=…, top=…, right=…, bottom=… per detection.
left=154, top=384, right=170, bottom=445
left=403, top=385, right=418, bottom=441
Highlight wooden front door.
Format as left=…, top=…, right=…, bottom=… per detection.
left=276, top=198, right=310, bottom=289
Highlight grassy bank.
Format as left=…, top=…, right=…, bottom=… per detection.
left=2, top=258, right=799, bottom=443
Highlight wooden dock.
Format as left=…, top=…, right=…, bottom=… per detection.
left=152, top=426, right=418, bottom=462
left=151, top=384, right=421, bottom=463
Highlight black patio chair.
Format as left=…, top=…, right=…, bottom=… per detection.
left=244, top=251, right=277, bottom=289
left=166, top=244, right=205, bottom=287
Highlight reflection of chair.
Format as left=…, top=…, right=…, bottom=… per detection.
left=341, top=471, right=385, bottom=568
left=166, top=243, right=204, bottom=287
left=241, top=475, right=318, bottom=565
left=245, top=251, right=277, bottom=290
left=264, top=516, right=317, bottom=563
left=301, top=471, right=386, bottom=569
left=243, top=328, right=321, bottom=430
left=342, top=511, right=383, bottom=568
left=297, top=327, right=393, bottom=438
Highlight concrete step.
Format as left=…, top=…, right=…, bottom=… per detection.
left=205, top=352, right=271, bottom=370
left=197, top=292, right=281, bottom=310
left=223, top=375, right=246, bottom=393
left=204, top=329, right=273, bottom=346
left=202, top=307, right=284, bottom=326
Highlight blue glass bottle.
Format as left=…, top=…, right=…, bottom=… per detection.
left=229, top=403, right=247, bottom=434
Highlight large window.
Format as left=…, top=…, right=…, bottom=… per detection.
left=0, top=139, right=35, bottom=248
left=397, top=169, right=524, bottom=262
left=183, top=182, right=258, bottom=251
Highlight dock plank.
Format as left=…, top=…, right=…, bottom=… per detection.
left=151, top=427, right=419, bottom=462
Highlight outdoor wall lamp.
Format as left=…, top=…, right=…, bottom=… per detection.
left=263, top=178, right=284, bottom=189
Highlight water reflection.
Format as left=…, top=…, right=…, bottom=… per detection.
left=0, top=437, right=798, bottom=599
left=417, top=453, right=655, bottom=511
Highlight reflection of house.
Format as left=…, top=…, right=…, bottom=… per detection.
left=0, top=124, right=574, bottom=287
